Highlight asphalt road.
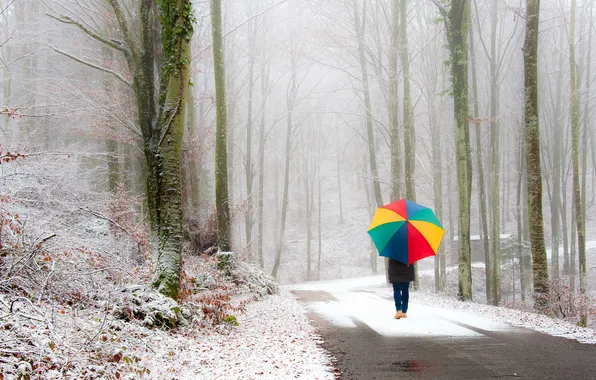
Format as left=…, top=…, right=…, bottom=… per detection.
left=291, top=286, right=596, bottom=380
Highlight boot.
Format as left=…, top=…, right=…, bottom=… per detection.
left=394, top=311, right=404, bottom=319
left=401, top=312, right=408, bottom=318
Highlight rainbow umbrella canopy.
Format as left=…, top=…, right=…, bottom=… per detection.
left=367, top=199, right=445, bottom=265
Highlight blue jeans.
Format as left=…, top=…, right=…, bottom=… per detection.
left=392, top=282, right=410, bottom=313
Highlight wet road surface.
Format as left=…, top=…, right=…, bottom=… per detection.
left=290, top=284, right=596, bottom=380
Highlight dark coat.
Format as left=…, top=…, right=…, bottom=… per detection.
left=388, top=258, right=415, bottom=283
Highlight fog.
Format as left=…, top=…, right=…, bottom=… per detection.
left=1, top=0, right=594, bottom=302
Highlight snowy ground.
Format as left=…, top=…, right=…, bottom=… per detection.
left=141, top=290, right=334, bottom=379
left=0, top=290, right=335, bottom=380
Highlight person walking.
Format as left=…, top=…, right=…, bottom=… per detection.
left=388, top=258, right=415, bottom=319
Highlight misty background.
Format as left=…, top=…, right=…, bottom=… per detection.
left=1, top=0, right=594, bottom=304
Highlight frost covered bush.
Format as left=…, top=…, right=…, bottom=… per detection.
left=191, top=272, right=217, bottom=290
left=111, top=284, right=188, bottom=329
left=216, top=251, right=237, bottom=275
left=232, top=260, right=278, bottom=296
left=181, top=254, right=279, bottom=327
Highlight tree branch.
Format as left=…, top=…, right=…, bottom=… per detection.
left=197, top=0, right=290, bottom=55
left=51, top=47, right=132, bottom=87
left=106, top=0, right=139, bottom=64
left=46, top=13, right=128, bottom=55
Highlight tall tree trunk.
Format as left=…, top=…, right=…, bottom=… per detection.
left=439, top=0, right=472, bottom=300
left=447, top=147, right=456, bottom=281
left=551, top=28, right=565, bottom=279
left=355, top=0, right=383, bottom=207
left=271, top=52, right=298, bottom=278
left=488, top=0, right=501, bottom=306
left=400, top=0, right=419, bottom=288
left=523, top=0, right=549, bottom=312
left=211, top=0, right=232, bottom=252
left=317, top=147, right=323, bottom=280
left=569, top=0, right=587, bottom=327
left=389, top=0, right=402, bottom=200
left=304, top=142, right=313, bottom=279
left=151, top=0, right=194, bottom=299
left=579, top=0, right=593, bottom=327
left=469, top=22, right=491, bottom=303
left=102, top=43, right=120, bottom=194
left=245, top=26, right=256, bottom=261
left=401, top=0, right=415, bottom=201
left=257, top=58, right=270, bottom=269
left=429, top=76, right=444, bottom=293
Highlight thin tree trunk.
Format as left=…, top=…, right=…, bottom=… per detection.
left=469, top=21, right=492, bottom=303
left=102, top=43, right=120, bottom=194
left=304, top=142, right=313, bottom=279
left=257, top=58, right=270, bottom=268
left=447, top=149, right=456, bottom=278
left=551, top=26, right=566, bottom=279
left=245, top=28, right=256, bottom=261
left=400, top=0, right=418, bottom=289
left=488, top=0, right=501, bottom=306
left=355, top=0, right=383, bottom=207
left=428, top=70, right=444, bottom=292
left=336, top=135, right=345, bottom=223
left=570, top=0, right=581, bottom=296
left=271, top=52, right=297, bottom=278
left=516, top=124, right=527, bottom=303
left=317, top=154, right=322, bottom=280
left=578, top=0, right=593, bottom=327
left=389, top=0, right=402, bottom=200
left=211, top=0, right=232, bottom=252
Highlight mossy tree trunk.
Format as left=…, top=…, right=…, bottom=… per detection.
left=211, top=0, right=232, bottom=252
left=523, top=0, right=549, bottom=313
left=151, top=0, right=194, bottom=299
left=569, top=0, right=587, bottom=327
left=437, top=0, right=472, bottom=301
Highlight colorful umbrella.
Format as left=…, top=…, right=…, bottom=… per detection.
left=367, top=198, right=444, bottom=265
